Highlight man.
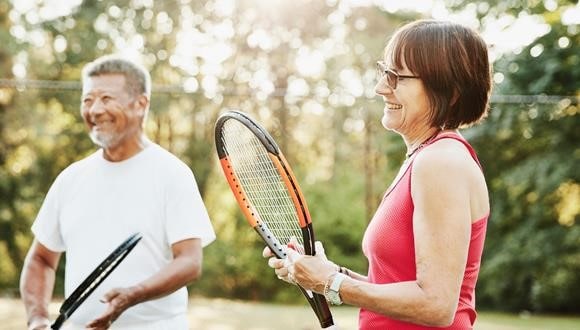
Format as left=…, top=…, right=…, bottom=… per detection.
left=20, top=55, right=216, bottom=330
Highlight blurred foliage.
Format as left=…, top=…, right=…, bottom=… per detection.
left=0, top=0, right=578, bottom=314
left=467, top=2, right=580, bottom=312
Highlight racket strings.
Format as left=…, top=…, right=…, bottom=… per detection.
left=221, top=120, right=305, bottom=252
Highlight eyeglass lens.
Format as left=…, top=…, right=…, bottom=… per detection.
left=386, top=70, right=397, bottom=89
left=377, top=62, right=398, bottom=89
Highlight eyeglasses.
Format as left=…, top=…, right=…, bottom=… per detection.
left=376, top=61, right=420, bottom=90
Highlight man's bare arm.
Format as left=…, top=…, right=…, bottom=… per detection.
left=20, top=240, right=61, bottom=330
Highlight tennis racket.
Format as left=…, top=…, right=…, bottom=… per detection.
left=51, top=232, right=143, bottom=330
left=214, top=110, right=334, bottom=328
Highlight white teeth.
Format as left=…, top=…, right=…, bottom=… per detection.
left=386, top=103, right=402, bottom=110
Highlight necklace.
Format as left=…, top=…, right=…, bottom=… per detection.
left=405, top=131, right=440, bottom=159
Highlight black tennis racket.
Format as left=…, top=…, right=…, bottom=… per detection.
left=214, top=110, right=334, bottom=328
left=51, top=232, right=143, bottom=330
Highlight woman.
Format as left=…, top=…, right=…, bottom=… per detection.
left=264, top=19, right=492, bottom=329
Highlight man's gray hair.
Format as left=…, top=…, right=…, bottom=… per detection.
left=81, top=55, right=151, bottom=98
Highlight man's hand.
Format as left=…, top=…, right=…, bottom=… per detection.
left=86, top=285, right=143, bottom=329
left=27, top=316, right=51, bottom=330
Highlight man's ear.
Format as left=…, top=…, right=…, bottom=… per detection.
left=135, top=94, right=149, bottom=116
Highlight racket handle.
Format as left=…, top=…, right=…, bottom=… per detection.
left=313, top=292, right=334, bottom=328
left=254, top=224, right=286, bottom=259
left=298, top=286, right=334, bottom=328
left=306, top=289, right=314, bottom=298
left=51, top=315, right=66, bottom=330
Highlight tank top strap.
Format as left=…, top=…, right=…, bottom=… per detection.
left=424, top=131, right=483, bottom=169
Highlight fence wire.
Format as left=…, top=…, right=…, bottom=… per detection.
left=0, top=78, right=578, bottom=104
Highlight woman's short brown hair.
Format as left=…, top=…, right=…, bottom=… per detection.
left=384, top=20, right=492, bottom=129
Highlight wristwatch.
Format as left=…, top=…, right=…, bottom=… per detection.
left=325, top=272, right=347, bottom=305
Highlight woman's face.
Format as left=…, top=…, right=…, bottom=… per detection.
left=374, top=57, right=432, bottom=136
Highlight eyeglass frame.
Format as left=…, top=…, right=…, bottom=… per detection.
left=376, top=61, right=420, bottom=90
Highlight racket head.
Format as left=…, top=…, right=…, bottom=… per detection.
left=215, top=110, right=315, bottom=257
left=215, top=111, right=334, bottom=328
left=51, top=232, right=143, bottom=329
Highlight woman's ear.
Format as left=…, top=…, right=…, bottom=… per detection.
left=450, top=88, right=459, bottom=106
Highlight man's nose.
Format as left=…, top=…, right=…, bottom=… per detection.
left=87, top=99, right=106, bottom=115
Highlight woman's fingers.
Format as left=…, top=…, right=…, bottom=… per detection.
left=268, top=257, right=284, bottom=269
left=262, top=246, right=274, bottom=258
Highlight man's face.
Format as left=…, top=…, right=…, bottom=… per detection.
left=80, top=74, right=145, bottom=150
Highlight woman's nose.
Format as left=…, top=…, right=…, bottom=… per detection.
left=374, top=78, right=392, bottom=96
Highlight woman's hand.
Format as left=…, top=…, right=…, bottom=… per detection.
left=263, top=239, right=338, bottom=294
left=263, top=245, right=296, bottom=285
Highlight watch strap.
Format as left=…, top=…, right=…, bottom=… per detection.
left=325, top=272, right=347, bottom=305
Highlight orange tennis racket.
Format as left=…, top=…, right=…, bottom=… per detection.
left=214, top=110, right=334, bottom=328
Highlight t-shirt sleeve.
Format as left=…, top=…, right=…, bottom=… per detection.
left=31, top=174, right=66, bottom=252
left=165, top=165, right=216, bottom=247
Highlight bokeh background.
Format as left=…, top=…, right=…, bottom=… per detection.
left=0, top=0, right=578, bottom=320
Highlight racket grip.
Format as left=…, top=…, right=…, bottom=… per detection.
left=51, top=315, right=66, bottom=330
left=313, top=292, right=334, bottom=328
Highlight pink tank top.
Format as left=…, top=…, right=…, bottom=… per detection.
left=360, top=132, right=488, bottom=329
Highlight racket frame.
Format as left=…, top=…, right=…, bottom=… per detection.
left=215, top=110, right=333, bottom=328
left=51, top=232, right=143, bottom=330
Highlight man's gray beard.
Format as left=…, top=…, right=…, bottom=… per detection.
left=89, top=130, right=117, bottom=149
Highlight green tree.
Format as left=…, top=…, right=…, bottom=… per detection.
left=464, top=4, right=580, bottom=312
left=2, top=0, right=578, bottom=314
left=0, top=0, right=31, bottom=291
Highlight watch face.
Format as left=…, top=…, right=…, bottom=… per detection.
left=326, top=273, right=347, bottom=305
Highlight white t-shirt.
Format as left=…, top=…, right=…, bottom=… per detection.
left=32, top=143, right=215, bottom=328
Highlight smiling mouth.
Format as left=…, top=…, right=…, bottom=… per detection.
left=386, top=102, right=402, bottom=110
left=91, top=121, right=113, bottom=130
